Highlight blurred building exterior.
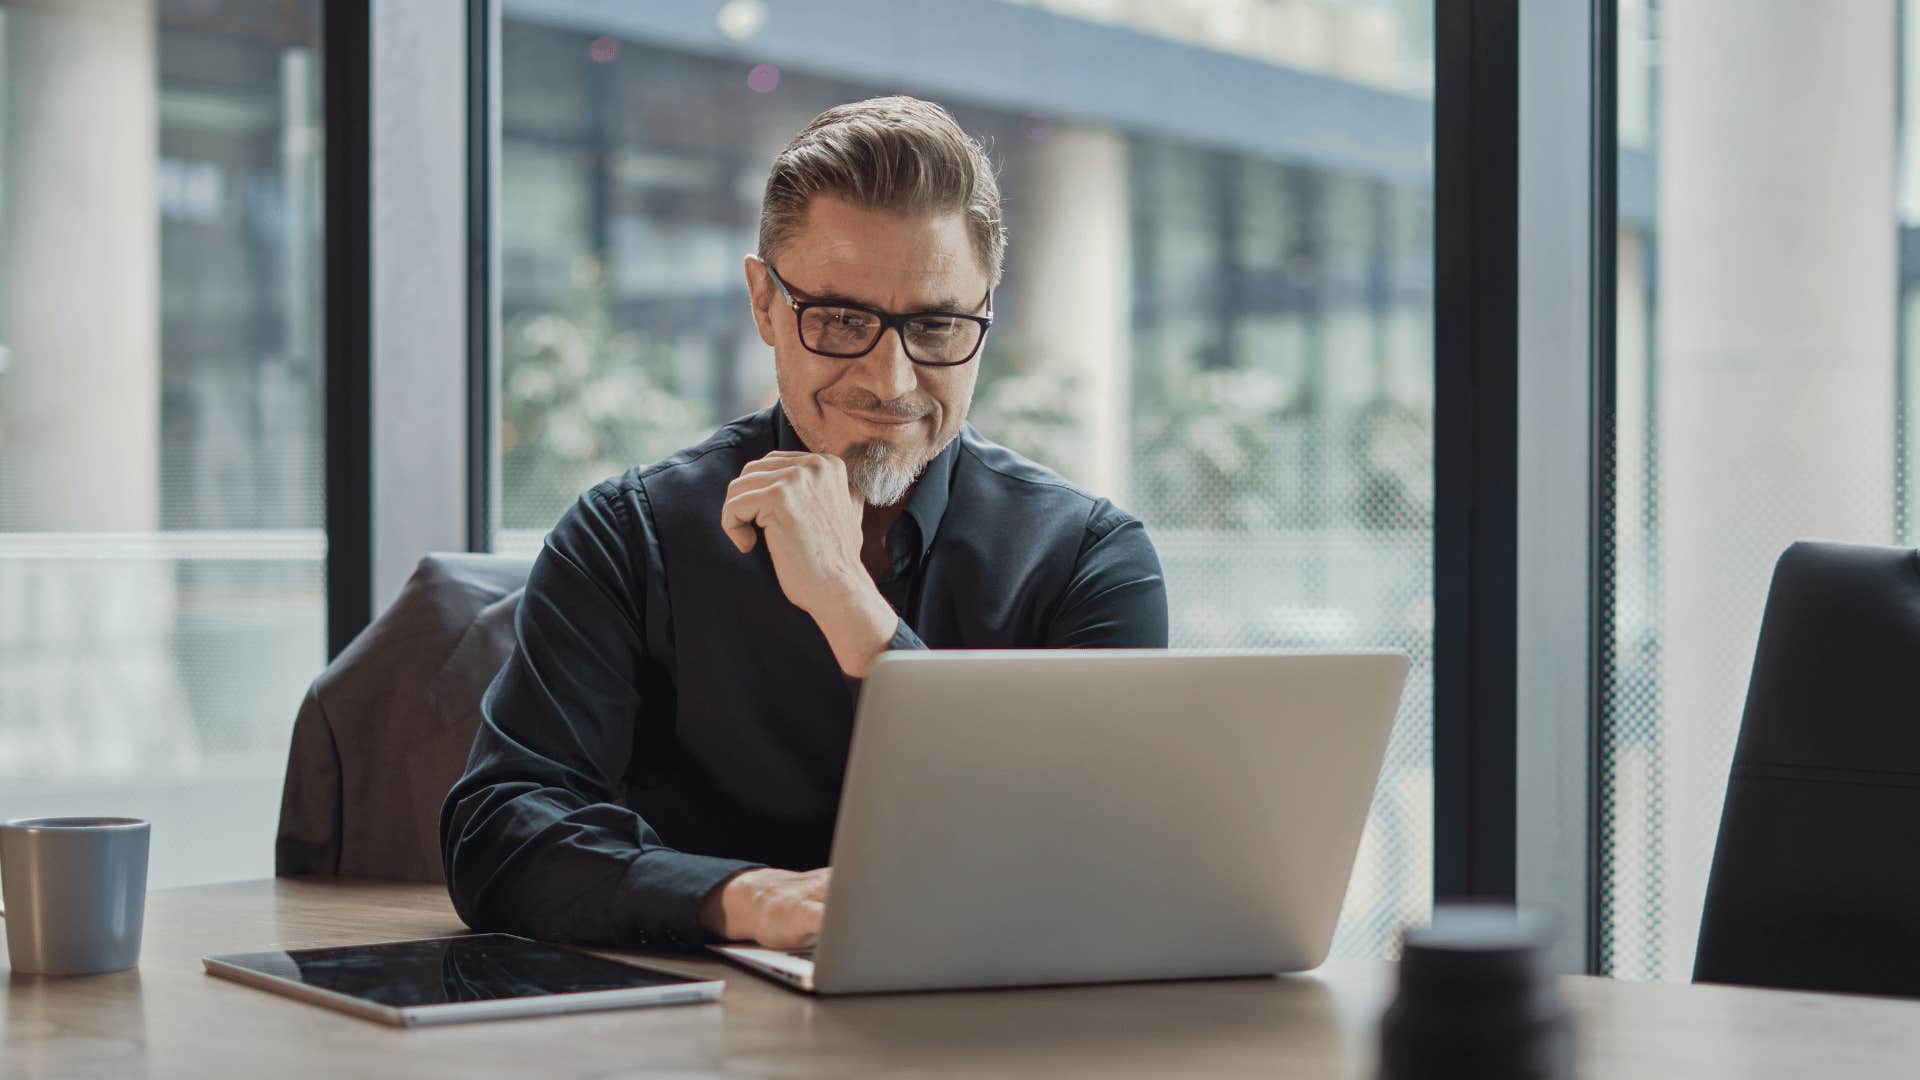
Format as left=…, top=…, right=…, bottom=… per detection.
left=5, top=0, right=1907, bottom=975
left=0, top=0, right=1445, bottom=954
left=0, top=0, right=325, bottom=886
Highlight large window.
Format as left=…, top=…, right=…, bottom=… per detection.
left=0, top=0, right=325, bottom=887
left=494, top=0, right=1435, bottom=957
left=1601, top=0, right=1918, bottom=979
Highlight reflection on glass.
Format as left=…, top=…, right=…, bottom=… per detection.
left=0, top=1, right=325, bottom=887
left=497, top=1, right=1434, bottom=959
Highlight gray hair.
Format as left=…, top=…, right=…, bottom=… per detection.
left=757, top=96, right=1006, bottom=286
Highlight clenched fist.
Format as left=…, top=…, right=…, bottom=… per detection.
left=720, top=451, right=866, bottom=616
left=720, top=450, right=899, bottom=677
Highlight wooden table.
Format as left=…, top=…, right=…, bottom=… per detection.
left=5, top=878, right=1920, bottom=1077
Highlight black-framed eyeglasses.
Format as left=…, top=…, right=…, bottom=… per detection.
left=765, top=264, right=993, bottom=367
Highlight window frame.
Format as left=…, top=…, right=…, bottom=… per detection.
left=324, top=0, right=372, bottom=658
left=1433, top=0, right=1609, bottom=973
left=328, top=0, right=478, bottom=660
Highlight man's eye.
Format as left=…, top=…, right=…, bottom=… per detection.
left=907, top=317, right=962, bottom=336
left=828, top=310, right=871, bottom=328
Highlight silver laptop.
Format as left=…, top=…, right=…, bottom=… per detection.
left=713, top=648, right=1409, bottom=995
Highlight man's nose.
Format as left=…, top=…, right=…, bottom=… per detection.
left=860, top=327, right=920, bottom=403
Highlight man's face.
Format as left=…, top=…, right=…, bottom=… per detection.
left=746, top=195, right=989, bottom=506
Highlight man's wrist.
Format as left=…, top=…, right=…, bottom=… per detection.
left=806, top=574, right=899, bottom=679
left=699, top=868, right=760, bottom=940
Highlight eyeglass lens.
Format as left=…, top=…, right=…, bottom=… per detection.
left=799, top=306, right=982, bottom=364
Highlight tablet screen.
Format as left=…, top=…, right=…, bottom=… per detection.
left=211, top=934, right=705, bottom=1007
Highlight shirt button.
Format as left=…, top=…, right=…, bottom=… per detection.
left=666, top=929, right=686, bottom=945
left=635, top=929, right=651, bottom=946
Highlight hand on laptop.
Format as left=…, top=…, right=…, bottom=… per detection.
left=698, top=866, right=831, bottom=949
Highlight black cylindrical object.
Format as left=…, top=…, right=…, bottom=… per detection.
left=1378, top=905, right=1574, bottom=1080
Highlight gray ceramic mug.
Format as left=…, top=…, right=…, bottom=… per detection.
left=0, top=817, right=150, bottom=975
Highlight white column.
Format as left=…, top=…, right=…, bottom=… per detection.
left=0, top=0, right=158, bottom=532
left=1656, top=0, right=1897, bottom=978
left=0, top=0, right=194, bottom=775
left=1006, top=125, right=1132, bottom=502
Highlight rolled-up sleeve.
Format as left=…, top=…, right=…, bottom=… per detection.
left=439, top=486, right=759, bottom=950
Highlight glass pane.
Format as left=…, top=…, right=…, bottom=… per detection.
left=496, top=0, right=1433, bottom=957
left=1603, top=0, right=1912, bottom=979
left=0, top=1, right=326, bottom=887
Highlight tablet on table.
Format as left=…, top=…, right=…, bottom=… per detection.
left=203, top=933, right=723, bottom=1027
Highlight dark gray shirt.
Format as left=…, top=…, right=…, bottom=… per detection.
left=440, top=404, right=1168, bottom=950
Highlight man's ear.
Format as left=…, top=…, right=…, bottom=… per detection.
left=744, top=254, right=778, bottom=348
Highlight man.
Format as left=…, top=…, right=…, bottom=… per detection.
left=441, top=96, right=1168, bottom=953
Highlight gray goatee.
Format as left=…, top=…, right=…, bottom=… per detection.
left=843, top=439, right=926, bottom=507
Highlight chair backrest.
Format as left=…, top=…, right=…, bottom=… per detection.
left=1694, top=540, right=1920, bottom=995
left=276, top=552, right=534, bottom=882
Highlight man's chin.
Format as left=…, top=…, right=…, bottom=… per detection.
left=840, top=438, right=930, bottom=507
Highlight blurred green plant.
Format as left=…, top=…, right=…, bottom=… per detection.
left=965, top=330, right=1089, bottom=480
left=1134, top=366, right=1297, bottom=530
left=974, top=336, right=1431, bottom=534
left=1350, top=394, right=1433, bottom=530
left=500, top=257, right=710, bottom=530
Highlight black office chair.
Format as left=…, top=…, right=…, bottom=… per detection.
left=1694, top=540, right=1920, bottom=996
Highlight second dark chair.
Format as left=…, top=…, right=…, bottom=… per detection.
left=1694, top=540, right=1920, bottom=997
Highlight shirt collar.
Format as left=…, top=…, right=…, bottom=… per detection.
left=900, top=432, right=959, bottom=559
left=773, top=402, right=805, bottom=452
left=773, top=401, right=959, bottom=560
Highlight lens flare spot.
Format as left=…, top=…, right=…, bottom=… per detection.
left=747, top=63, right=780, bottom=93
